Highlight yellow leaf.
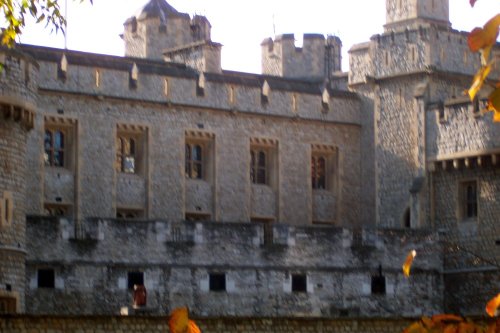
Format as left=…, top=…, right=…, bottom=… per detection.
left=403, top=250, right=417, bottom=277
left=169, top=307, right=189, bottom=333
left=468, top=64, right=492, bottom=101
left=486, top=293, right=500, bottom=317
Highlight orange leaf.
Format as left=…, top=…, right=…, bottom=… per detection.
left=431, top=314, right=463, bottom=323
left=404, top=321, right=428, bottom=333
left=486, top=88, right=500, bottom=122
left=169, top=307, right=189, bottom=333
left=187, top=320, right=201, bottom=333
left=444, top=324, right=458, bottom=333
left=403, top=250, right=417, bottom=277
left=468, top=14, right=500, bottom=53
left=422, top=316, right=435, bottom=329
left=458, top=322, right=476, bottom=333
left=468, top=64, right=492, bottom=101
left=486, top=293, right=500, bottom=317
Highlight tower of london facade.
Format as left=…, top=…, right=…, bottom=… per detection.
left=0, top=0, right=498, bottom=319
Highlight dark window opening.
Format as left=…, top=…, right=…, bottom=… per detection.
left=37, top=269, right=55, bottom=289
left=44, top=204, right=70, bottom=218
left=403, top=208, right=411, bottom=228
left=0, top=297, right=17, bottom=314
left=371, top=275, right=386, bottom=295
left=209, top=273, right=226, bottom=292
left=185, top=213, right=211, bottom=222
left=464, top=182, right=478, bottom=218
left=116, top=209, right=142, bottom=219
left=127, top=271, right=144, bottom=290
left=291, top=274, right=307, bottom=293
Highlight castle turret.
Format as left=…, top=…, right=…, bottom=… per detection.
left=122, top=0, right=222, bottom=73
left=261, top=34, right=342, bottom=80
left=385, top=0, right=450, bottom=31
left=0, top=47, right=37, bottom=313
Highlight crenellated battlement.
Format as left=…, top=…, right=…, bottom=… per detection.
left=349, top=25, right=487, bottom=86
left=261, top=34, right=342, bottom=80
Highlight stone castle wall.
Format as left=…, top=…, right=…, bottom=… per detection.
left=21, top=46, right=361, bottom=226
left=26, top=217, right=442, bottom=316
left=0, top=48, right=39, bottom=313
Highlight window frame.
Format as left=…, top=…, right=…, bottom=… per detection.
left=115, top=125, right=146, bottom=175
left=44, top=128, right=67, bottom=168
left=184, top=131, right=214, bottom=182
left=250, top=148, right=269, bottom=185
left=43, top=118, right=76, bottom=170
left=185, top=142, right=204, bottom=180
left=459, top=180, right=478, bottom=221
left=311, top=146, right=338, bottom=192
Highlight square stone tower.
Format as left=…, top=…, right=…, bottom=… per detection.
left=385, top=0, right=450, bottom=31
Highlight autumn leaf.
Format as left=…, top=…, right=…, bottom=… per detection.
left=486, top=87, right=500, bottom=122
left=168, top=307, right=202, bottom=333
left=468, top=64, right=492, bottom=101
left=404, top=321, right=427, bottom=333
left=486, top=293, right=500, bottom=317
left=187, top=320, right=201, bottom=333
left=403, top=250, right=417, bottom=277
left=468, top=14, right=500, bottom=54
left=169, top=307, right=189, bottom=333
left=431, top=314, right=464, bottom=323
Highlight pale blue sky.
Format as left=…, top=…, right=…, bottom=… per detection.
left=18, top=0, right=500, bottom=73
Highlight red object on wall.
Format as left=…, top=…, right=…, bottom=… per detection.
left=133, top=285, right=147, bottom=308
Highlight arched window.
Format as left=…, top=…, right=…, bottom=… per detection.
left=250, top=149, right=267, bottom=185
left=44, top=129, right=65, bottom=167
left=185, top=143, right=203, bottom=179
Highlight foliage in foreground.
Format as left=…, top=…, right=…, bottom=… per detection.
left=0, top=0, right=92, bottom=47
